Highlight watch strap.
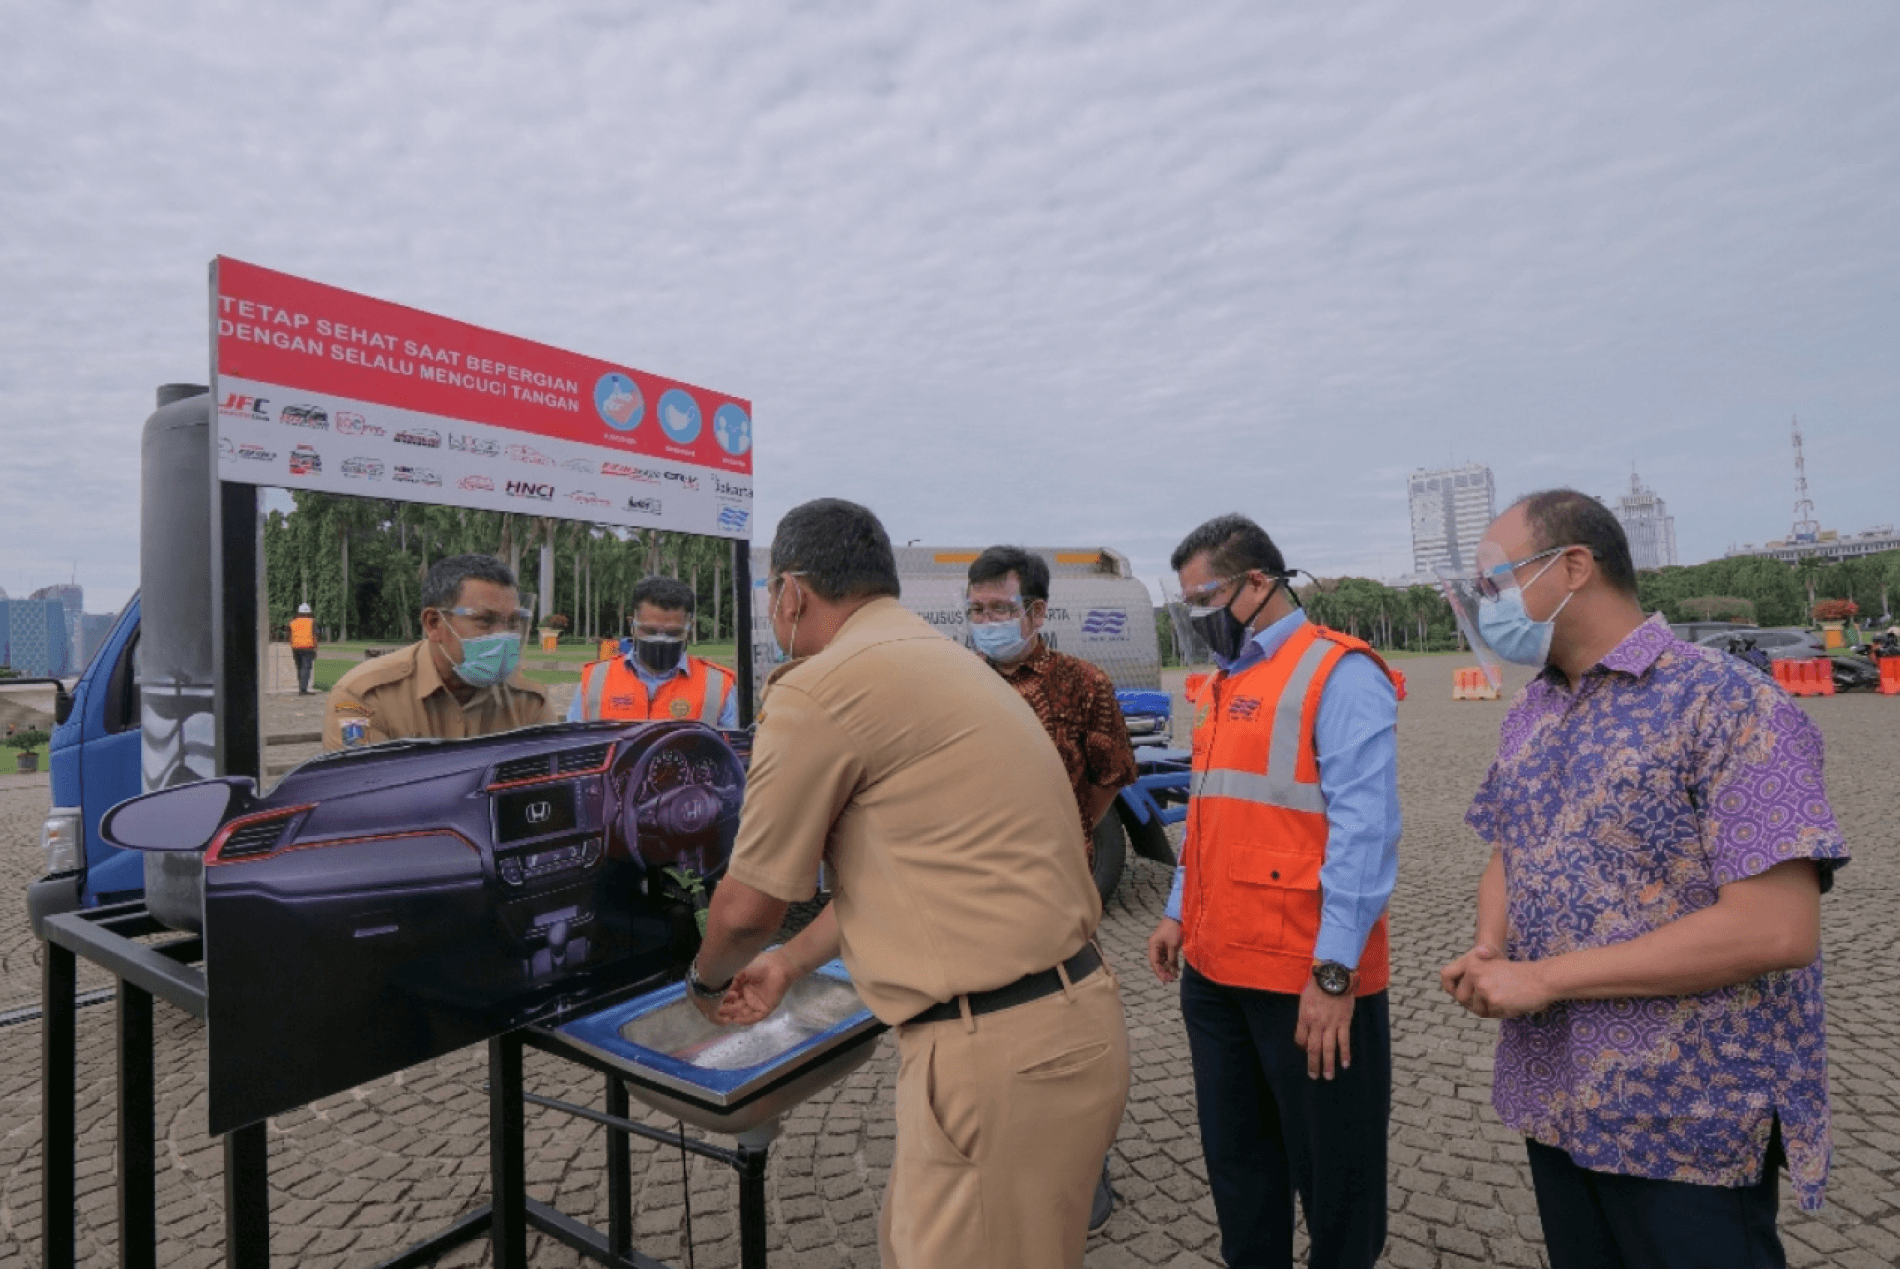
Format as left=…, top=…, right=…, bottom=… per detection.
left=687, top=960, right=731, bottom=998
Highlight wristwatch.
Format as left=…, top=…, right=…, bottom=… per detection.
left=1312, top=960, right=1359, bottom=997
left=687, top=960, right=731, bottom=999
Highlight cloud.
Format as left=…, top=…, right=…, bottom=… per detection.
left=3, top=0, right=1898, bottom=610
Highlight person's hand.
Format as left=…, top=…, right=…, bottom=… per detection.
left=1294, top=978, right=1355, bottom=1080
left=1439, top=942, right=1499, bottom=1001
left=715, top=948, right=797, bottom=1026
left=1147, top=918, right=1183, bottom=983
left=1451, top=954, right=1554, bottom=1019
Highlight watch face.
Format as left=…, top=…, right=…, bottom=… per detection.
left=1315, top=962, right=1352, bottom=995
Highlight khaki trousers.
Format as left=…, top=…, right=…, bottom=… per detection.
left=879, top=962, right=1130, bottom=1269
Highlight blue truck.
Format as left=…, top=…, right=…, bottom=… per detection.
left=27, top=594, right=145, bottom=933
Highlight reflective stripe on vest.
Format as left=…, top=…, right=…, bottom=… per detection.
left=1188, top=634, right=1333, bottom=816
left=700, top=666, right=728, bottom=723
left=582, top=660, right=611, bottom=720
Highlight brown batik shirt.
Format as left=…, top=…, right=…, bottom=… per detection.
left=994, top=638, right=1140, bottom=848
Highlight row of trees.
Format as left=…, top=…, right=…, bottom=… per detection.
left=262, top=492, right=747, bottom=644
left=1635, top=550, right=1899, bottom=629
left=1151, top=546, right=1900, bottom=664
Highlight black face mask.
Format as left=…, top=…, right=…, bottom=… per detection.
left=1189, top=577, right=1280, bottom=667
left=634, top=636, right=685, bottom=674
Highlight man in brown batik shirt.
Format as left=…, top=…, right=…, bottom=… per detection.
left=967, top=543, right=1139, bottom=1231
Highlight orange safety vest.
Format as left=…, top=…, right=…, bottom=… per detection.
left=289, top=617, right=317, bottom=650
left=577, top=654, right=734, bottom=723
left=1181, top=621, right=1393, bottom=997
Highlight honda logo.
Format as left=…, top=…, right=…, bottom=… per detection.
left=525, top=801, right=552, bottom=825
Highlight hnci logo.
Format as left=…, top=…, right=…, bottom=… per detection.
left=505, top=480, right=554, bottom=501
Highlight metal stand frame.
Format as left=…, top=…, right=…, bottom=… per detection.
left=42, top=905, right=778, bottom=1269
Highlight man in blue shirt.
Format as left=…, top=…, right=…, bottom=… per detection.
left=1147, top=514, right=1401, bottom=1269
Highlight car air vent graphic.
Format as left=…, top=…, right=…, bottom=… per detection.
left=494, top=755, right=553, bottom=785
left=555, top=744, right=612, bottom=774
left=219, top=816, right=293, bottom=860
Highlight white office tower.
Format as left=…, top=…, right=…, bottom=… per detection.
left=1408, top=464, right=1496, bottom=576
left=1614, top=471, right=1677, bottom=571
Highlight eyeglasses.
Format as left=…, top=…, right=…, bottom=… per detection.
left=441, top=606, right=533, bottom=636
left=1474, top=546, right=1577, bottom=600
left=965, top=597, right=1036, bottom=623
left=1181, top=574, right=1249, bottom=609
left=768, top=571, right=806, bottom=602
left=631, top=624, right=687, bottom=640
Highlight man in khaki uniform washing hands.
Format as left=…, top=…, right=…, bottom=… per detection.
left=689, top=498, right=1130, bottom=1268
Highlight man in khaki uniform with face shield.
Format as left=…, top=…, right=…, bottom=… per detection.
left=322, top=554, right=552, bottom=749
left=690, top=498, right=1130, bottom=1269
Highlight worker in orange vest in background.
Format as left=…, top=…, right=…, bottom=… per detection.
left=569, top=577, right=738, bottom=727
left=290, top=602, right=319, bottom=696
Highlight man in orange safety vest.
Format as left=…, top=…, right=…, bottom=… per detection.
left=568, top=577, right=737, bottom=727
left=1145, top=514, right=1402, bottom=1269
left=290, top=602, right=319, bottom=695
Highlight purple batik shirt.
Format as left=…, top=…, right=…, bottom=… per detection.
left=1467, top=615, right=1848, bottom=1209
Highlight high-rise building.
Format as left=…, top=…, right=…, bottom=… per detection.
left=29, top=583, right=84, bottom=669
left=1612, top=471, right=1678, bottom=571
left=1408, top=464, right=1496, bottom=577
left=1, top=599, right=73, bottom=677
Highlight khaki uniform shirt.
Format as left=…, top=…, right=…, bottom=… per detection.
left=727, top=597, right=1100, bottom=1024
left=322, top=640, right=554, bottom=750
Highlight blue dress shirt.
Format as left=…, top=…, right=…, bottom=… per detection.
left=1164, top=609, right=1400, bottom=970
left=565, top=649, right=740, bottom=729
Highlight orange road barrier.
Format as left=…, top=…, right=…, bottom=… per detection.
left=1779, top=658, right=1836, bottom=697
left=599, top=638, right=620, bottom=661
left=1453, top=667, right=1498, bottom=701
left=1878, top=658, right=1900, bottom=696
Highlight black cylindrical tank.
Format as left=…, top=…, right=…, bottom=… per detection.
left=139, top=384, right=216, bottom=931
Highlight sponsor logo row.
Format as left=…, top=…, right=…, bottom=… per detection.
left=218, top=393, right=750, bottom=496
left=218, top=436, right=732, bottom=520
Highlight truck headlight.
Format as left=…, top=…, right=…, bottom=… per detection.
left=41, top=807, right=83, bottom=875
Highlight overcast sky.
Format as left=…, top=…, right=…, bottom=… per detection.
left=5, top=1, right=1898, bottom=611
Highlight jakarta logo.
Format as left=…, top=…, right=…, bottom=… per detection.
left=594, top=373, right=644, bottom=431
left=657, top=389, right=702, bottom=444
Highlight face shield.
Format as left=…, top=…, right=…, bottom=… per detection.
left=1436, top=542, right=1575, bottom=684
left=435, top=594, right=536, bottom=689
left=1161, top=577, right=1221, bottom=703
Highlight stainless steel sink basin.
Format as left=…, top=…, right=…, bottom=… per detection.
left=544, top=960, right=885, bottom=1134
left=617, top=974, right=870, bottom=1071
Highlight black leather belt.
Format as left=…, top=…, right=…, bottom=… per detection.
left=908, top=943, right=1103, bottom=1027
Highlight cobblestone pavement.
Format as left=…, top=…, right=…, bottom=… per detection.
left=1, top=656, right=1895, bottom=1267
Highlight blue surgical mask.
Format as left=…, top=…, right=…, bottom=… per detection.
left=1476, top=557, right=1573, bottom=666
left=451, top=631, right=522, bottom=686
left=971, top=620, right=1032, bottom=663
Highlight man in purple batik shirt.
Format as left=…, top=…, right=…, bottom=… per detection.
left=1440, top=490, right=1847, bottom=1269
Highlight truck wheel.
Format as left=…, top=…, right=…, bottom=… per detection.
left=1090, top=812, right=1128, bottom=904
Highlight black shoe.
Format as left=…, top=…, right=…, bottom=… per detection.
left=1088, top=1158, right=1115, bottom=1232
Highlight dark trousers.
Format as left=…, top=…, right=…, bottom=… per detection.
left=293, top=648, right=316, bottom=693
left=1526, top=1137, right=1786, bottom=1269
left=1180, top=963, right=1390, bottom=1269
